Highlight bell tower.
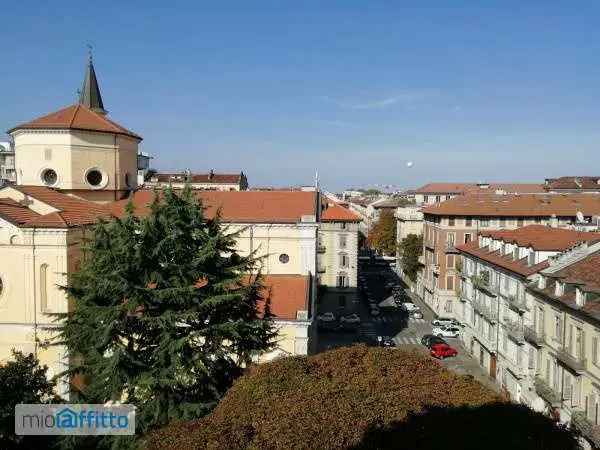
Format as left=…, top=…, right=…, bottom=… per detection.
left=7, top=54, right=142, bottom=203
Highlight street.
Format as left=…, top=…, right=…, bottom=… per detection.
left=316, top=262, right=501, bottom=393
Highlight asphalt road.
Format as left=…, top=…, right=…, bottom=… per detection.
left=315, top=263, right=501, bottom=393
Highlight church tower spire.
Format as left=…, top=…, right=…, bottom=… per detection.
left=79, top=47, right=107, bottom=115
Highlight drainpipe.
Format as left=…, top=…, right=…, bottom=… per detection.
left=32, top=226, right=38, bottom=358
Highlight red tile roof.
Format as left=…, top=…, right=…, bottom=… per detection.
left=256, top=274, right=310, bottom=320
left=0, top=198, right=40, bottom=225
left=457, top=240, right=549, bottom=277
left=321, top=204, right=361, bottom=222
left=549, top=251, right=600, bottom=294
left=415, top=183, right=545, bottom=195
left=110, top=190, right=318, bottom=223
left=8, top=104, right=142, bottom=141
left=151, top=172, right=242, bottom=184
left=6, top=186, right=110, bottom=228
left=545, top=177, right=600, bottom=191
left=479, top=225, right=600, bottom=251
left=422, top=194, right=600, bottom=217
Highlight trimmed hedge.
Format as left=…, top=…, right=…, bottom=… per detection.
left=146, top=345, right=578, bottom=450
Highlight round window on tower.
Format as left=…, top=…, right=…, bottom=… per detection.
left=279, top=254, right=290, bottom=264
left=84, top=168, right=108, bottom=189
left=41, top=168, right=58, bottom=186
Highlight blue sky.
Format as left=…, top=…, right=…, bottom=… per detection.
left=1, top=1, right=599, bottom=191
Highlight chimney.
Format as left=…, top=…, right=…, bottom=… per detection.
left=209, top=169, right=214, bottom=180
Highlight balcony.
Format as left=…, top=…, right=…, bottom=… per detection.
left=524, top=325, right=545, bottom=347
left=502, top=318, right=525, bottom=344
left=471, top=274, right=496, bottom=297
left=317, top=266, right=326, bottom=274
left=556, top=347, right=587, bottom=373
left=505, top=294, right=529, bottom=314
left=317, top=245, right=326, bottom=254
left=473, top=299, right=498, bottom=323
left=534, top=377, right=561, bottom=407
left=571, top=410, right=600, bottom=448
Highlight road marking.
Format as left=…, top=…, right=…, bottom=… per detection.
left=410, top=318, right=426, bottom=324
left=394, top=336, right=419, bottom=345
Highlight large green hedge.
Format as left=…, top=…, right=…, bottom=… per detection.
left=146, top=345, right=578, bottom=450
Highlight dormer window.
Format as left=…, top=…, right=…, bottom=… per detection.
left=538, top=276, right=546, bottom=289
left=576, top=288, right=587, bottom=307
left=555, top=281, right=564, bottom=297
left=528, top=250, right=535, bottom=266
left=513, top=248, right=519, bottom=260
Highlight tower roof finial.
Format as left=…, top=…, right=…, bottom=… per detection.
left=79, top=46, right=107, bottom=115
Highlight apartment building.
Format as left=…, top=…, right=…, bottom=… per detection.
left=413, top=182, right=545, bottom=206
left=0, top=141, right=16, bottom=185
left=419, top=194, right=600, bottom=319
left=456, top=227, right=600, bottom=412
left=545, top=177, right=600, bottom=193
left=144, top=170, right=248, bottom=191
left=317, top=204, right=361, bottom=315
left=526, top=242, right=600, bottom=449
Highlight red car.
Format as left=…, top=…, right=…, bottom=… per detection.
left=430, top=343, right=458, bottom=359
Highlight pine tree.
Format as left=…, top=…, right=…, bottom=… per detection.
left=53, top=186, right=276, bottom=449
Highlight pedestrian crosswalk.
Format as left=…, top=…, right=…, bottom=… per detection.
left=394, top=336, right=421, bottom=346
left=371, top=316, right=426, bottom=324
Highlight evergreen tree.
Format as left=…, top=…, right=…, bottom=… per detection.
left=53, top=186, right=276, bottom=449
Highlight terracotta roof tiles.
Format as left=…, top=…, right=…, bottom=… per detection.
left=479, top=225, right=600, bottom=251
left=256, top=274, right=310, bottom=320
left=321, top=204, right=360, bottom=222
left=0, top=198, right=40, bottom=225
left=8, top=104, right=142, bottom=141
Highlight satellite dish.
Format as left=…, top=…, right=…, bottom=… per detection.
left=576, top=211, right=585, bottom=223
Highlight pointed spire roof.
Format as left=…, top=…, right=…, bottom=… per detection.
left=79, top=51, right=107, bottom=115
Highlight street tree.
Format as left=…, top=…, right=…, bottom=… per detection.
left=368, top=210, right=397, bottom=255
left=398, top=234, right=423, bottom=282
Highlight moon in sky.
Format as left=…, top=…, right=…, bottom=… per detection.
left=406, top=161, right=414, bottom=168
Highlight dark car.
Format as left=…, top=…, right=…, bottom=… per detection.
left=421, top=334, right=447, bottom=348
left=382, top=336, right=396, bottom=348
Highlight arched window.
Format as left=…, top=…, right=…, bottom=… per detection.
left=40, top=264, right=49, bottom=312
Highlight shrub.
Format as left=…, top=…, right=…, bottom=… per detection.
left=146, top=345, right=577, bottom=449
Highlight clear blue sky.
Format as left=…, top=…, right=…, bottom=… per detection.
left=1, top=1, right=599, bottom=191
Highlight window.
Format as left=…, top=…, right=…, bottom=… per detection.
left=466, top=217, right=472, bottom=227
left=86, top=169, right=103, bottom=187
left=338, top=295, right=346, bottom=307
left=464, top=233, right=472, bottom=244
left=41, top=168, right=58, bottom=186
left=447, top=254, right=455, bottom=269
left=279, top=254, right=290, bottom=264
left=40, top=264, right=48, bottom=312
left=448, top=217, right=455, bottom=227
left=125, top=172, right=132, bottom=188
left=444, top=301, right=452, bottom=313
left=341, top=222, right=346, bottom=230
left=339, top=234, right=347, bottom=248
left=435, top=195, right=441, bottom=203
left=480, top=218, right=490, bottom=227
left=336, top=273, right=348, bottom=288
left=554, top=315, right=563, bottom=341
left=44, top=148, right=52, bottom=161
left=339, top=253, right=349, bottom=268
left=528, top=251, right=535, bottom=266
left=594, top=336, right=599, bottom=365
left=498, top=218, right=505, bottom=228
left=512, top=248, right=519, bottom=260
left=447, top=233, right=455, bottom=248
left=517, top=218, right=524, bottom=227
left=424, top=195, right=429, bottom=203
left=446, top=275, right=454, bottom=291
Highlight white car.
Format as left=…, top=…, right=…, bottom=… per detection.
left=432, top=318, right=460, bottom=328
left=402, top=303, right=420, bottom=313
left=340, top=313, right=361, bottom=325
left=432, top=325, right=461, bottom=338
left=317, top=312, right=336, bottom=323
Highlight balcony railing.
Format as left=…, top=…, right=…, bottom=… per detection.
left=571, top=410, right=600, bottom=448
left=534, top=377, right=561, bottom=407
left=317, top=245, right=326, bottom=254
left=473, top=300, right=498, bottom=323
left=505, top=294, right=529, bottom=313
left=471, top=274, right=496, bottom=297
left=556, top=347, right=587, bottom=373
left=524, top=325, right=545, bottom=347
left=502, top=317, right=525, bottom=344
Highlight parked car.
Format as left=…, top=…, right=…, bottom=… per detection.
left=430, top=343, right=458, bottom=359
left=370, top=307, right=381, bottom=317
left=432, top=325, right=461, bottom=338
left=411, top=310, right=424, bottom=320
left=317, top=312, right=336, bottom=323
left=382, top=336, right=396, bottom=347
left=340, top=313, right=361, bottom=326
left=431, top=318, right=461, bottom=327
left=402, top=302, right=420, bottom=313
left=421, top=334, right=447, bottom=348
